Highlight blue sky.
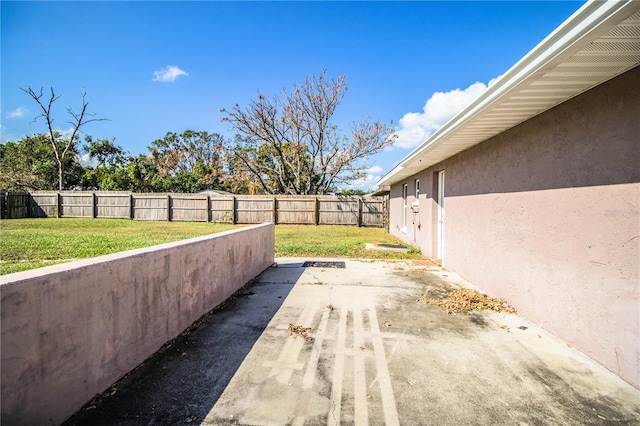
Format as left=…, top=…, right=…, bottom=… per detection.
left=1, top=1, right=583, bottom=190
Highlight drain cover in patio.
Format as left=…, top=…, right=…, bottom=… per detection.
left=378, top=243, right=407, bottom=249
left=302, top=261, right=346, bottom=268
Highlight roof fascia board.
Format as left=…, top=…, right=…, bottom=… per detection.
left=378, top=0, right=636, bottom=187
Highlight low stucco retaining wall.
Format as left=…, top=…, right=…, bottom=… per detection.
left=1, top=222, right=275, bottom=425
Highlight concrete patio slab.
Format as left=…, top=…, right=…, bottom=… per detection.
left=64, top=258, right=640, bottom=425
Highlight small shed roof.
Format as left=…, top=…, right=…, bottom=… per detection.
left=379, top=0, right=640, bottom=186
left=368, top=186, right=391, bottom=197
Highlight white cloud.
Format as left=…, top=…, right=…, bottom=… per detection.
left=6, top=107, right=29, bottom=119
left=152, top=65, right=188, bottom=82
left=0, top=125, right=11, bottom=143
left=77, top=153, right=97, bottom=168
left=394, top=76, right=502, bottom=149
left=346, top=165, right=385, bottom=192
left=487, top=75, right=502, bottom=88
left=57, top=127, right=76, bottom=140
left=42, top=126, right=86, bottom=140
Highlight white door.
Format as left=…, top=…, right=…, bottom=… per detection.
left=437, top=170, right=445, bottom=261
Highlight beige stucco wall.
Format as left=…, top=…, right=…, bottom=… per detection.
left=389, top=66, right=639, bottom=388
left=1, top=223, right=275, bottom=425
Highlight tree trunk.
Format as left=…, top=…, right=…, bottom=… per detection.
left=58, top=163, right=63, bottom=191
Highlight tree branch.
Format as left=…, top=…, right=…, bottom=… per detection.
left=22, top=86, right=109, bottom=190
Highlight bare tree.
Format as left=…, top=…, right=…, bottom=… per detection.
left=221, top=70, right=396, bottom=195
left=22, top=86, right=108, bottom=190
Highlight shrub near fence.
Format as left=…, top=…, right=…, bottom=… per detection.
left=14, top=191, right=387, bottom=227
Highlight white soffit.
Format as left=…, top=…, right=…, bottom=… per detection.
left=379, top=0, right=640, bottom=186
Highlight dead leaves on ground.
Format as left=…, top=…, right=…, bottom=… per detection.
left=84, top=386, right=118, bottom=411
left=288, top=323, right=313, bottom=341
left=289, top=304, right=336, bottom=342
left=418, top=288, right=516, bottom=315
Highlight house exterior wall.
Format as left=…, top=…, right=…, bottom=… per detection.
left=389, top=173, right=434, bottom=250
left=388, top=66, right=640, bottom=388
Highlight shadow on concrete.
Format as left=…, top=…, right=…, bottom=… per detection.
left=63, top=263, right=302, bottom=425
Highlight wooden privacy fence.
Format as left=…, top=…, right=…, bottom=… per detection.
left=4, top=191, right=387, bottom=227
left=1, top=192, right=30, bottom=220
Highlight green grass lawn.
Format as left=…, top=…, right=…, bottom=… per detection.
left=0, top=219, right=423, bottom=275
left=0, top=219, right=239, bottom=275
left=275, top=225, right=421, bottom=259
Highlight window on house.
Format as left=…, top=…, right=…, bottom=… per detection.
left=415, top=179, right=420, bottom=203
left=403, top=184, right=408, bottom=230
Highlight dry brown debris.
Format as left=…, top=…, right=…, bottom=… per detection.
left=418, top=288, right=516, bottom=315
left=288, top=324, right=313, bottom=340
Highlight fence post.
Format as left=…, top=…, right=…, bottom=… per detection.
left=384, top=197, right=389, bottom=231
left=272, top=197, right=277, bottom=224
left=129, top=194, right=134, bottom=220
left=56, top=193, right=61, bottom=218
left=358, top=197, right=363, bottom=227
left=232, top=196, right=237, bottom=224
left=314, top=197, right=319, bottom=226
left=206, top=195, right=211, bottom=222
left=167, top=194, right=171, bottom=222
left=92, top=193, right=97, bottom=218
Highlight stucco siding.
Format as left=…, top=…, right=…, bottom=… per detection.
left=389, top=66, right=640, bottom=387
left=1, top=223, right=275, bottom=425
left=389, top=172, right=434, bottom=252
